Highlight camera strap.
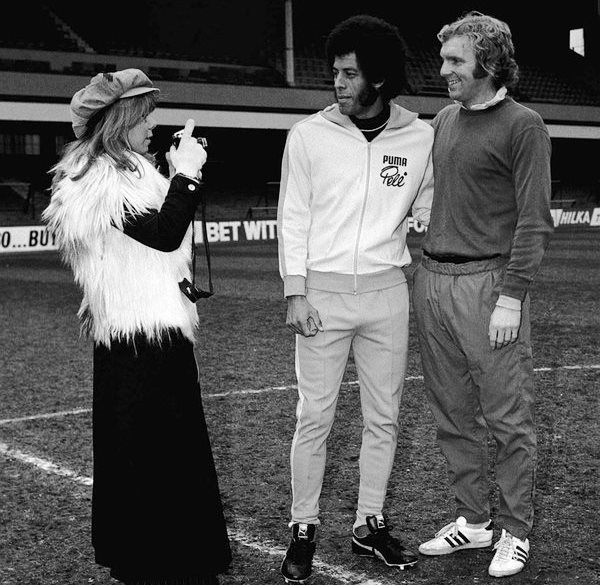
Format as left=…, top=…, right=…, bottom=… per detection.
left=191, top=199, right=214, bottom=296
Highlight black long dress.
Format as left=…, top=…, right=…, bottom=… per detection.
left=91, top=175, right=231, bottom=584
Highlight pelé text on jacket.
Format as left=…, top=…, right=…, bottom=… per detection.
left=380, top=155, right=408, bottom=188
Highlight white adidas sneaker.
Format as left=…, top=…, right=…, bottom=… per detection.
left=418, top=516, right=493, bottom=555
left=488, top=529, right=529, bottom=577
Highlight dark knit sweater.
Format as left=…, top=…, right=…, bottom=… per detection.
left=423, top=97, right=554, bottom=300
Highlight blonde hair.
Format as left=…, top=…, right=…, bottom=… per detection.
left=438, top=11, right=519, bottom=89
left=52, top=92, right=159, bottom=183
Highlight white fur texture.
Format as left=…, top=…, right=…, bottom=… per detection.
left=43, top=152, right=198, bottom=346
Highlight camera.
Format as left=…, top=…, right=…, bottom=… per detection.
left=172, top=129, right=208, bottom=149
left=179, top=278, right=213, bottom=303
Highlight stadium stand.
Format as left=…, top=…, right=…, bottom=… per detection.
left=0, top=3, right=79, bottom=53
left=0, top=0, right=598, bottom=222
left=0, top=1, right=598, bottom=106
left=517, top=62, right=600, bottom=106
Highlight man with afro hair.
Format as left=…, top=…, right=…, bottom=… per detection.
left=277, top=13, right=434, bottom=583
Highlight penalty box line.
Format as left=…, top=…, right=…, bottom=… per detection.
left=0, top=440, right=390, bottom=585
left=1, top=363, right=599, bottom=427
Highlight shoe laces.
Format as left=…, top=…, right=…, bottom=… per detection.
left=289, top=537, right=314, bottom=562
left=289, top=525, right=315, bottom=560
left=435, top=520, right=461, bottom=538
left=493, top=531, right=514, bottom=560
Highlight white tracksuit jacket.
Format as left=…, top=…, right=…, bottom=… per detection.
left=277, top=102, right=434, bottom=297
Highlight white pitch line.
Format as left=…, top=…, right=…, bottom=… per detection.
left=0, top=442, right=389, bottom=585
left=0, top=441, right=93, bottom=486
left=227, top=527, right=390, bottom=585
left=0, top=407, right=91, bottom=426
left=1, top=364, right=598, bottom=426
left=210, top=377, right=419, bottom=398
left=561, top=364, right=600, bottom=370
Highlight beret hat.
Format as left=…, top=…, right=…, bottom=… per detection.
left=70, top=68, right=159, bottom=138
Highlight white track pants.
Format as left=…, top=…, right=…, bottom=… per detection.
left=290, top=282, right=409, bottom=526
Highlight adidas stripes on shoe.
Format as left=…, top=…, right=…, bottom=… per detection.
left=418, top=516, right=493, bottom=556
left=488, top=529, right=529, bottom=577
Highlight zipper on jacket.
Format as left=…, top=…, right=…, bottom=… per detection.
left=353, top=142, right=371, bottom=294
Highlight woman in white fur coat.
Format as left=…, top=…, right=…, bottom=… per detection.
left=43, top=69, right=231, bottom=585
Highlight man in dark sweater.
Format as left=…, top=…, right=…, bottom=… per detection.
left=412, top=11, right=553, bottom=579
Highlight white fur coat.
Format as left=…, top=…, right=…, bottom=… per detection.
left=43, top=152, right=198, bottom=346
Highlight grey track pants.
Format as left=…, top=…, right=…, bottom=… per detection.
left=412, top=256, right=536, bottom=539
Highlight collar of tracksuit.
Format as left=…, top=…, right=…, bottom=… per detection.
left=320, top=101, right=419, bottom=130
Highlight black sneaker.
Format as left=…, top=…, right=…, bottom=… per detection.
left=352, top=515, right=418, bottom=569
left=281, top=523, right=317, bottom=583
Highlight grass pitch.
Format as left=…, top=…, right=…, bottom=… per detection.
left=1, top=230, right=598, bottom=585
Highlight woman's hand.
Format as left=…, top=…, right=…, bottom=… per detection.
left=169, top=118, right=207, bottom=179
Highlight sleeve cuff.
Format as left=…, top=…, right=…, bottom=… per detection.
left=496, top=294, right=522, bottom=311
left=283, top=275, right=306, bottom=297
left=170, top=174, right=204, bottom=202
left=500, top=274, right=529, bottom=302
left=175, top=171, right=201, bottom=184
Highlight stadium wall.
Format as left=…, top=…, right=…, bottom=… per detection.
left=1, top=71, right=600, bottom=231
left=2, top=208, right=599, bottom=255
